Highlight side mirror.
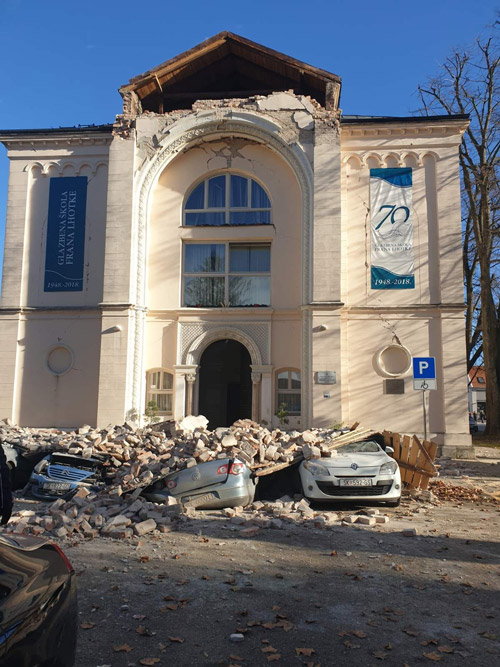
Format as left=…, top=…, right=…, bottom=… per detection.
left=386, top=446, right=395, bottom=455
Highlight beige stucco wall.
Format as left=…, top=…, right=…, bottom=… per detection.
left=14, top=314, right=101, bottom=427
left=0, top=132, right=111, bottom=426
left=147, top=139, right=302, bottom=311
left=144, top=133, right=305, bottom=427
left=340, top=121, right=471, bottom=451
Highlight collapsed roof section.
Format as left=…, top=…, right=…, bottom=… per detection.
left=119, top=31, right=342, bottom=114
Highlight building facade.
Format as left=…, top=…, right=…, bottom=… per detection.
left=0, top=33, right=472, bottom=455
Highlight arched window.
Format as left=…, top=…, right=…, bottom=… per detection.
left=276, top=369, right=301, bottom=416
left=146, top=369, right=174, bottom=416
left=184, top=174, right=271, bottom=226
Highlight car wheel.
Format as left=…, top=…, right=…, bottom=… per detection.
left=386, top=497, right=401, bottom=508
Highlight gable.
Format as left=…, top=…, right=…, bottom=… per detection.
left=119, top=32, right=341, bottom=113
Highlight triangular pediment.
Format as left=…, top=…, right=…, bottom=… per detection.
left=119, top=32, right=341, bottom=113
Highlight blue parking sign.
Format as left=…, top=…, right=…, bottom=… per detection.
left=413, top=357, right=436, bottom=379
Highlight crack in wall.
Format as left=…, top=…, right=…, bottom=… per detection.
left=189, top=138, right=259, bottom=171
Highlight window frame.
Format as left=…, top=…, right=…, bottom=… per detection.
left=183, top=242, right=271, bottom=308
left=146, top=368, right=174, bottom=417
left=275, top=368, right=301, bottom=417
left=183, top=173, right=272, bottom=227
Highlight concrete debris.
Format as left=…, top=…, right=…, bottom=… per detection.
left=1, top=416, right=350, bottom=493
left=357, top=516, right=377, bottom=526
left=1, top=417, right=394, bottom=541
left=402, top=528, right=418, bottom=537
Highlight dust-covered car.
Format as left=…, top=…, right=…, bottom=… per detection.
left=142, top=458, right=257, bottom=509
left=299, top=440, right=401, bottom=506
left=27, top=451, right=107, bottom=500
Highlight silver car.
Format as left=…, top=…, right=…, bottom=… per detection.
left=142, top=458, right=257, bottom=509
left=299, top=440, right=401, bottom=506
left=28, top=452, right=106, bottom=499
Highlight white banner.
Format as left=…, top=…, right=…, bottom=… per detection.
left=370, top=168, right=414, bottom=290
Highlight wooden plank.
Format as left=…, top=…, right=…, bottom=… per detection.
left=424, top=439, right=438, bottom=461
left=412, top=436, right=437, bottom=471
left=420, top=440, right=438, bottom=489
left=411, top=447, right=424, bottom=489
left=394, top=434, right=402, bottom=460
left=397, top=434, right=413, bottom=482
left=405, top=435, right=420, bottom=489
left=383, top=431, right=401, bottom=459
left=397, top=461, right=437, bottom=477
left=255, top=457, right=302, bottom=477
left=399, top=435, right=412, bottom=485
left=324, top=428, right=377, bottom=451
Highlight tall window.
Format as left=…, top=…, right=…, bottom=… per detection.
left=184, top=174, right=271, bottom=226
left=183, top=243, right=271, bottom=307
left=276, top=369, right=301, bottom=416
left=146, top=369, right=174, bottom=416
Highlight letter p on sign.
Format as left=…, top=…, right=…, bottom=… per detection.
left=412, top=357, right=436, bottom=380
left=418, top=361, right=429, bottom=375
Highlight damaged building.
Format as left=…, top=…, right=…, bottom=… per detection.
left=0, top=32, right=471, bottom=455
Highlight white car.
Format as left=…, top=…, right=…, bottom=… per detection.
left=299, top=440, right=401, bottom=506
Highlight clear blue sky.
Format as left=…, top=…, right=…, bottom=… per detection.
left=0, top=0, right=497, bottom=290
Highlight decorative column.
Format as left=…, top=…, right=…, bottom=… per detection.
left=251, top=372, right=261, bottom=422
left=173, top=364, right=198, bottom=419
left=185, top=373, right=196, bottom=416
left=251, top=364, right=273, bottom=425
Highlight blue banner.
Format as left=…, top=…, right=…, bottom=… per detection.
left=44, top=177, right=87, bottom=292
left=370, top=168, right=414, bottom=290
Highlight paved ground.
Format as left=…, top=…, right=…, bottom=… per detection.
left=12, top=448, right=500, bottom=667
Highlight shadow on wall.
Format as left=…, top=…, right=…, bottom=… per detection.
left=17, top=320, right=101, bottom=428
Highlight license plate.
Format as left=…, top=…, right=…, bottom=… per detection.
left=339, top=478, right=372, bottom=487
left=182, top=492, right=218, bottom=508
left=43, top=482, right=72, bottom=491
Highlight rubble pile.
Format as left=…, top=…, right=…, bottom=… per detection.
left=0, top=416, right=392, bottom=540
left=429, top=479, right=499, bottom=503
left=1, top=415, right=351, bottom=494
left=7, top=489, right=392, bottom=541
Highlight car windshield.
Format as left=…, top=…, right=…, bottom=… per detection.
left=336, top=441, right=381, bottom=454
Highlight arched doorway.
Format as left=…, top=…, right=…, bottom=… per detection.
left=199, top=339, right=252, bottom=428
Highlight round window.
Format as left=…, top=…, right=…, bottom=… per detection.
left=46, top=345, right=74, bottom=376
left=375, top=344, right=411, bottom=378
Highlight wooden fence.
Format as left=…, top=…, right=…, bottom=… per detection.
left=383, top=431, right=438, bottom=490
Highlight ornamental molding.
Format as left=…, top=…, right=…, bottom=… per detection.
left=125, top=112, right=314, bottom=420
left=134, top=115, right=314, bottom=311
left=1, top=136, right=112, bottom=149
left=341, top=150, right=441, bottom=168
left=341, top=121, right=468, bottom=140
left=180, top=322, right=270, bottom=366
left=26, top=161, right=109, bottom=176
left=302, top=309, right=312, bottom=427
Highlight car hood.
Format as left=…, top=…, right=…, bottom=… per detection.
left=321, top=452, right=390, bottom=469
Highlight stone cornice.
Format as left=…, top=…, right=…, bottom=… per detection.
left=0, top=131, right=113, bottom=150
left=300, top=301, right=344, bottom=310
left=343, top=303, right=465, bottom=315
left=341, top=116, right=468, bottom=141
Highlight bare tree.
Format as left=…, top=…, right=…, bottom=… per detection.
left=418, top=23, right=500, bottom=434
